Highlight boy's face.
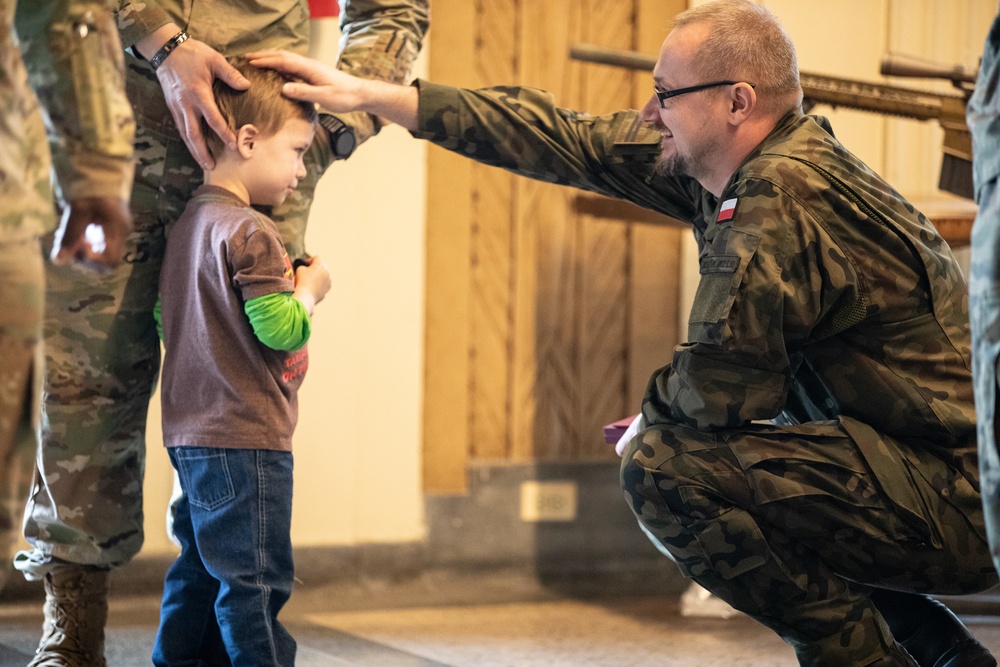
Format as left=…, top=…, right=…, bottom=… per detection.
left=244, top=118, right=316, bottom=207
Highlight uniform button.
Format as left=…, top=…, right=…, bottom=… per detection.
left=941, top=488, right=950, bottom=498
left=915, top=542, right=927, bottom=551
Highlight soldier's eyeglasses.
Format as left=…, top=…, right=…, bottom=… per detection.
left=654, top=81, right=754, bottom=107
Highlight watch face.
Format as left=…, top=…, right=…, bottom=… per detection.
left=321, top=115, right=356, bottom=158
left=333, top=130, right=356, bottom=158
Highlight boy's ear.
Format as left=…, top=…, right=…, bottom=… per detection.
left=236, top=124, right=260, bottom=158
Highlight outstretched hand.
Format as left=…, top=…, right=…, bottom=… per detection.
left=247, top=50, right=362, bottom=113
left=155, top=38, right=250, bottom=170
left=51, top=197, right=132, bottom=269
left=247, top=50, right=420, bottom=131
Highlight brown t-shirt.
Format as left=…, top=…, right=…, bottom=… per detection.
left=158, top=185, right=307, bottom=451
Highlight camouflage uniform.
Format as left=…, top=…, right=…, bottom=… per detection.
left=969, top=7, right=1000, bottom=577
left=412, top=82, right=998, bottom=665
left=14, top=0, right=428, bottom=578
left=1, top=0, right=133, bottom=578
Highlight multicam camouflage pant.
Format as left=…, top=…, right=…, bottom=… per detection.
left=620, top=416, right=997, bottom=667
left=14, top=57, right=331, bottom=577
left=971, top=177, right=1000, bottom=577
left=0, top=32, right=54, bottom=582
left=0, top=238, right=44, bottom=572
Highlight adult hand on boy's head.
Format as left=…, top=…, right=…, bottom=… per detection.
left=155, top=38, right=250, bottom=171
left=51, top=197, right=132, bottom=270
left=247, top=49, right=419, bottom=132
left=247, top=50, right=362, bottom=113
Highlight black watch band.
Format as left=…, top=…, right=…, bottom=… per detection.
left=149, top=31, right=189, bottom=70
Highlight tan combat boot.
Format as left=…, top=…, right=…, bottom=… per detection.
left=28, top=564, right=109, bottom=667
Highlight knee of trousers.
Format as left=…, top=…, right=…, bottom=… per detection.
left=620, top=425, right=738, bottom=522
left=619, top=430, right=770, bottom=581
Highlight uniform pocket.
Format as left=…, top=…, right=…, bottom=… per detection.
left=688, top=229, right=760, bottom=346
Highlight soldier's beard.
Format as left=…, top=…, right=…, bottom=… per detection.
left=655, top=151, right=690, bottom=178
left=655, top=135, right=720, bottom=184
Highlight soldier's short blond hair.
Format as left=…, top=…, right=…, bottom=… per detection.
left=672, top=0, right=803, bottom=117
left=203, top=56, right=318, bottom=161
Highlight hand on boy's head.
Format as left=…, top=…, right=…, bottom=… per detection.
left=155, top=37, right=251, bottom=170
left=294, top=255, right=332, bottom=306
left=246, top=50, right=359, bottom=113
left=51, top=197, right=132, bottom=270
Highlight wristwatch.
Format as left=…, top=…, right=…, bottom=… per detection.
left=318, top=114, right=356, bottom=159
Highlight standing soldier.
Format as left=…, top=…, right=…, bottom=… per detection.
left=12, top=1, right=428, bottom=664
left=1, top=0, right=133, bottom=596
left=969, top=7, right=1000, bottom=578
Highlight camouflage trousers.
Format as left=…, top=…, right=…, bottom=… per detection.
left=0, top=13, right=55, bottom=578
left=0, top=238, right=44, bottom=569
left=620, top=416, right=997, bottom=667
left=970, top=177, right=1000, bottom=578
left=14, top=59, right=331, bottom=578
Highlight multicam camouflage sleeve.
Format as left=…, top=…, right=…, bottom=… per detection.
left=335, top=0, right=429, bottom=146
left=14, top=0, right=135, bottom=204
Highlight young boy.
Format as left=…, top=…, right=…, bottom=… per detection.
left=152, top=57, right=331, bottom=667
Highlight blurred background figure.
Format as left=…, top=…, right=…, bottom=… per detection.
left=969, top=5, right=1000, bottom=579
left=0, top=0, right=133, bottom=601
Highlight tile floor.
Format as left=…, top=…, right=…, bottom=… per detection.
left=2, top=579, right=1000, bottom=666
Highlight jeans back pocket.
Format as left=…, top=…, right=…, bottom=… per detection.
left=171, top=448, right=236, bottom=511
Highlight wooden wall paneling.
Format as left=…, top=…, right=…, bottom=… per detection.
left=512, top=0, right=578, bottom=461
left=884, top=0, right=952, bottom=197
left=884, top=0, right=993, bottom=198
left=468, top=0, right=520, bottom=460
left=423, top=0, right=476, bottom=492
left=628, top=0, right=686, bottom=413
left=572, top=0, right=635, bottom=458
left=530, top=0, right=589, bottom=459
left=528, top=186, right=581, bottom=460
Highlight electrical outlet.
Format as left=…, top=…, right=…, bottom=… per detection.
left=520, top=480, right=578, bottom=522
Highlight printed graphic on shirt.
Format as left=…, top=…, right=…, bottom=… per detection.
left=283, top=347, right=309, bottom=384
left=282, top=249, right=294, bottom=280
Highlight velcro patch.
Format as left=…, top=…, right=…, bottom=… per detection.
left=700, top=256, right=740, bottom=274
left=609, top=114, right=661, bottom=155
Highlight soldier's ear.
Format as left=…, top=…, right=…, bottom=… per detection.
left=236, top=124, right=260, bottom=158
left=729, top=83, right=756, bottom=124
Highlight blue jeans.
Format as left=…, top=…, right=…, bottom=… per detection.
left=153, top=447, right=295, bottom=667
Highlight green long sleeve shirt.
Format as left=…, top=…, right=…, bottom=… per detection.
left=155, top=292, right=310, bottom=351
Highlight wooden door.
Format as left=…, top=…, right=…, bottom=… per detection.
left=423, top=0, right=687, bottom=492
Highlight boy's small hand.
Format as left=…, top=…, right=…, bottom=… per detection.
left=293, top=255, right=332, bottom=312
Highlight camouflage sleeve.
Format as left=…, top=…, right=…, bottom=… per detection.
left=969, top=10, right=1000, bottom=201
left=333, top=0, right=429, bottom=149
left=111, top=0, right=172, bottom=50
left=15, top=0, right=135, bottom=203
left=412, top=80, right=703, bottom=223
left=641, top=178, right=862, bottom=430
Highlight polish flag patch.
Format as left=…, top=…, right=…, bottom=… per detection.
left=717, top=197, right=738, bottom=222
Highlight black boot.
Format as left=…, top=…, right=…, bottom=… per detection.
left=870, top=589, right=996, bottom=667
